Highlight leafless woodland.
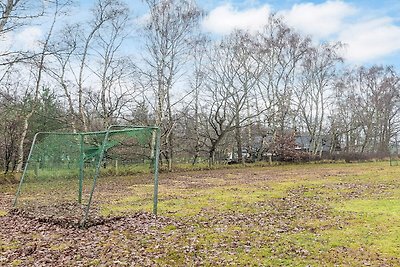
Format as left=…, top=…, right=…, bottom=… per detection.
left=0, top=0, right=399, bottom=173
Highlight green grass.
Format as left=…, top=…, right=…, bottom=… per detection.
left=330, top=199, right=400, bottom=255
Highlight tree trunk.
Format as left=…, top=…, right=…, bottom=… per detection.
left=208, top=148, right=215, bottom=167
left=16, top=111, right=33, bottom=172
left=16, top=1, right=59, bottom=171
left=235, top=114, right=243, bottom=164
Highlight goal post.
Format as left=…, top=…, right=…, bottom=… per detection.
left=13, top=125, right=160, bottom=227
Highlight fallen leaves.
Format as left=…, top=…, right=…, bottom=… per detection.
left=1, top=163, right=400, bottom=266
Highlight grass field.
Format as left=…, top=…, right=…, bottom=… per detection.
left=1, top=161, right=400, bottom=266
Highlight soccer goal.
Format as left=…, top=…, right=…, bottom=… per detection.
left=13, top=125, right=160, bottom=227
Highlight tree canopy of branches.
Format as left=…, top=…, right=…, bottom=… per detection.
left=0, top=0, right=399, bottom=173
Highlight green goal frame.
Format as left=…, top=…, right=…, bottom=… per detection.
left=13, top=125, right=161, bottom=227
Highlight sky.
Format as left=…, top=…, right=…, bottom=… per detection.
left=199, top=0, right=400, bottom=68
left=7, top=0, right=400, bottom=70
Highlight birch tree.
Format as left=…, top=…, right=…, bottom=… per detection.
left=0, top=0, right=47, bottom=67
left=142, top=0, right=202, bottom=170
left=89, top=0, right=132, bottom=128
left=256, top=16, right=311, bottom=136
left=16, top=0, right=71, bottom=171
left=73, top=0, right=129, bottom=131
left=47, top=24, right=79, bottom=131
left=294, top=42, right=343, bottom=155
left=187, top=35, right=208, bottom=164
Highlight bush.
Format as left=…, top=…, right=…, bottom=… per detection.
left=327, top=152, right=387, bottom=163
left=271, top=132, right=311, bottom=162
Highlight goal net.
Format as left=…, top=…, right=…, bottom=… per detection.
left=13, top=126, right=160, bottom=227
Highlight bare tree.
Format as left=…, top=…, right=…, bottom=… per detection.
left=89, top=0, right=133, bottom=128
left=0, top=69, right=24, bottom=173
left=209, top=31, right=264, bottom=163
left=186, top=35, right=208, bottom=164
left=141, top=0, right=202, bottom=170
left=294, top=42, right=343, bottom=156
left=72, top=0, right=129, bottom=131
left=47, top=24, right=79, bottom=131
left=197, top=35, right=262, bottom=166
left=333, top=66, right=400, bottom=156
left=0, top=0, right=48, bottom=68
left=331, top=74, right=362, bottom=153
left=47, top=0, right=132, bottom=132
left=0, top=0, right=45, bottom=34
left=256, top=16, right=311, bottom=136
left=15, top=0, right=70, bottom=171
left=199, top=77, right=236, bottom=166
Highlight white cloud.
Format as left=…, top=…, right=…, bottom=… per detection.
left=14, top=26, right=42, bottom=51
left=202, top=3, right=270, bottom=35
left=0, top=27, right=42, bottom=54
left=339, top=18, right=400, bottom=63
left=280, top=1, right=356, bottom=39
left=277, top=1, right=400, bottom=64
left=0, top=32, right=13, bottom=52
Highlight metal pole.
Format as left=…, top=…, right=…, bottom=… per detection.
left=153, top=128, right=161, bottom=215
left=78, top=134, right=84, bottom=204
left=13, top=133, right=40, bottom=207
left=108, top=125, right=158, bottom=130
left=81, top=131, right=110, bottom=227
